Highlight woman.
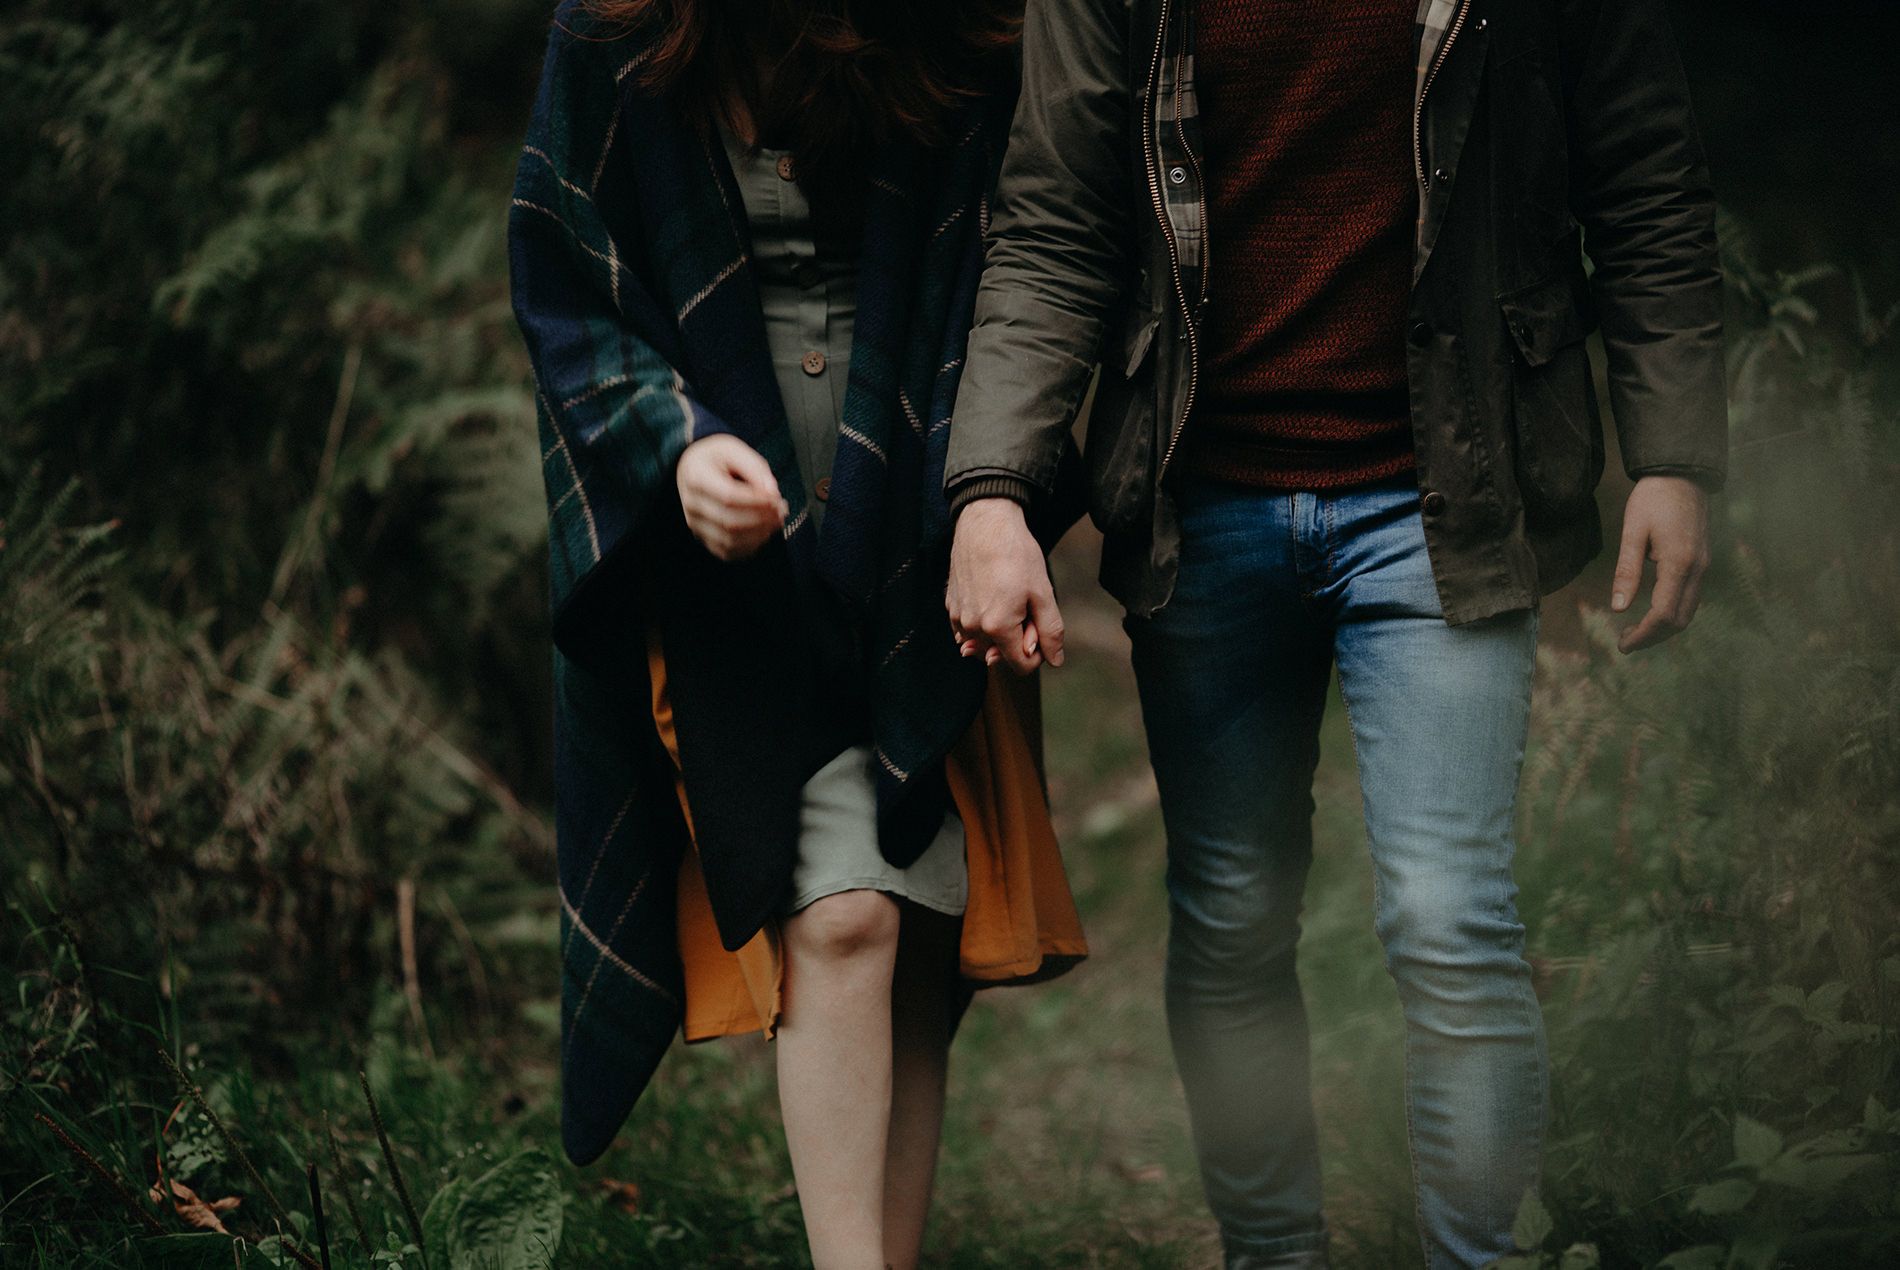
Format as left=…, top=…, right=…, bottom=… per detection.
left=508, top=2, right=1085, bottom=1265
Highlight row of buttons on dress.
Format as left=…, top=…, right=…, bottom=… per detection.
left=781, top=151, right=830, bottom=501
left=806, top=340, right=830, bottom=503
left=779, top=154, right=827, bottom=385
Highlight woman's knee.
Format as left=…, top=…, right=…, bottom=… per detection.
left=788, top=889, right=901, bottom=962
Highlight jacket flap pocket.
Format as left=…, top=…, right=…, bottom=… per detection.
left=1122, top=315, right=1159, bottom=379
left=1499, top=274, right=1589, bottom=367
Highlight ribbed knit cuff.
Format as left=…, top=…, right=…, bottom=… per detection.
left=1628, top=463, right=1726, bottom=495
left=947, top=474, right=1037, bottom=518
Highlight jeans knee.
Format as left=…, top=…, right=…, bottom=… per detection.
left=789, top=889, right=900, bottom=962
left=1378, top=890, right=1526, bottom=994
left=1169, top=895, right=1303, bottom=991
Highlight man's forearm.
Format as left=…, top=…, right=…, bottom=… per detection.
left=945, top=0, right=1135, bottom=492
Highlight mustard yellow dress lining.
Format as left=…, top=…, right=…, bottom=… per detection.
left=647, top=630, right=1088, bottom=1041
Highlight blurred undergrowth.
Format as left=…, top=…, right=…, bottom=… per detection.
left=1, top=0, right=552, bottom=1041
left=1, top=1, right=570, bottom=1263
left=1502, top=217, right=1900, bottom=1269
left=1, top=0, right=1897, bottom=1265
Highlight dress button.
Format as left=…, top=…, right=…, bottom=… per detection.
left=775, top=154, right=796, bottom=181
left=1408, top=320, right=1432, bottom=346
left=1422, top=490, right=1448, bottom=516
left=1434, top=166, right=1451, bottom=184
left=801, top=350, right=826, bottom=376
left=1168, top=165, right=1187, bottom=185
left=814, top=476, right=831, bottom=501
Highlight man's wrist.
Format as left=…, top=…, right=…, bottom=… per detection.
left=1629, top=465, right=1724, bottom=495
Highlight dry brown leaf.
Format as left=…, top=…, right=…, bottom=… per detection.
left=597, top=1178, right=642, bottom=1214
left=148, top=1175, right=241, bottom=1234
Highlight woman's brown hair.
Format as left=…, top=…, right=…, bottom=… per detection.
left=582, top=0, right=1020, bottom=213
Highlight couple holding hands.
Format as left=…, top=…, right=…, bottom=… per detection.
left=509, top=1, right=1725, bottom=1266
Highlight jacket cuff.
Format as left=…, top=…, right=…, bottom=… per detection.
left=948, top=473, right=1038, bottom=518
left=1627, top=463, right=1726, bottom=495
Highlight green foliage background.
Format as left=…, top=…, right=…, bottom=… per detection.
left=2, top=1, right=1897, bottom=1267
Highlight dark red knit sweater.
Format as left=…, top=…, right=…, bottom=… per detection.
left=1179, top=0, right=1419, bottom=491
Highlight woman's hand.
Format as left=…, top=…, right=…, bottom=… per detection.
left=676, top=434, right=789, bottom=561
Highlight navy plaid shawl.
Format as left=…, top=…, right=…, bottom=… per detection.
left=509, top=3, right=1011, bottom=1164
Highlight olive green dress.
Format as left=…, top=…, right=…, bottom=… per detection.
left=721, top=127, right=967, bottom=917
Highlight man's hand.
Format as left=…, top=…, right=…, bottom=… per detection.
left=1611, top=474, right=1711, bottom=654
left=676, top=434, right=788, bottom=561
left=947, top=497, right=1064, bottom=675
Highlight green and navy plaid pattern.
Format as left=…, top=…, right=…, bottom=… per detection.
left=510, top=1, right=1011, bottom=1165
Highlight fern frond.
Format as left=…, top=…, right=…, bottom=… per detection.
left=0, top=469, right=119, bottom=708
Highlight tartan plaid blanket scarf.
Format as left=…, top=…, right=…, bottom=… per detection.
left=509, top=1, right=1011, bottom=1163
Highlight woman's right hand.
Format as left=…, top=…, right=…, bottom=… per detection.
left=676, top=434, right=789, bottom=561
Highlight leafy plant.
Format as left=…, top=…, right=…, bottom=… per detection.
left=1488, top=1193, right=1600, bottom=1270
left=1514, top=226, right=1900, bottom=1266
left=421, top=1150, right=563, bottom=1270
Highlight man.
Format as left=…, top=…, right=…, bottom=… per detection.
left=943, top=0, right=1726, bottom=1266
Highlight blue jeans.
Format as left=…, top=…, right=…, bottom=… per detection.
left=1124, top=477, right=1547, bottom=1270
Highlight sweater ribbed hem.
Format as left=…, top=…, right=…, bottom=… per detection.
left=1178, top=412, right=1417, bottom=491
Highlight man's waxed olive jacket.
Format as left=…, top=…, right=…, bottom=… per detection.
left=945, top=0, right=1729, bottom=624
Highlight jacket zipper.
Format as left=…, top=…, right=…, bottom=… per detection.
left=1148, top=0, right=1203, bottom=480
left=1413, top=0, right=1472, bottom=191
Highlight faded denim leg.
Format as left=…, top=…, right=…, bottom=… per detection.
left=1125, top=477, right=1546, bottom=1270
left=1326, top=488, right=1546, bottom=1270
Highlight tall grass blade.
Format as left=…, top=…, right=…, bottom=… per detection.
left=324, top=1112, right=371, bottom=1258
left=358, top=1069, right=430, bottom=1269
left=306, top=1162, right=331, bottom=1270
left=33, top=1111, right=167, bottom=1238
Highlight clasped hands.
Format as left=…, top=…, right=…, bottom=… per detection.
left=681, top=435, right=1708, bottom=663
left=946, top=497, right=1065, bottom=674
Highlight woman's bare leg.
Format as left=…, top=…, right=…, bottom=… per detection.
left=777, top=889, right=902, bottom=1270
left=881, top=903, right=960, bottom=1270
